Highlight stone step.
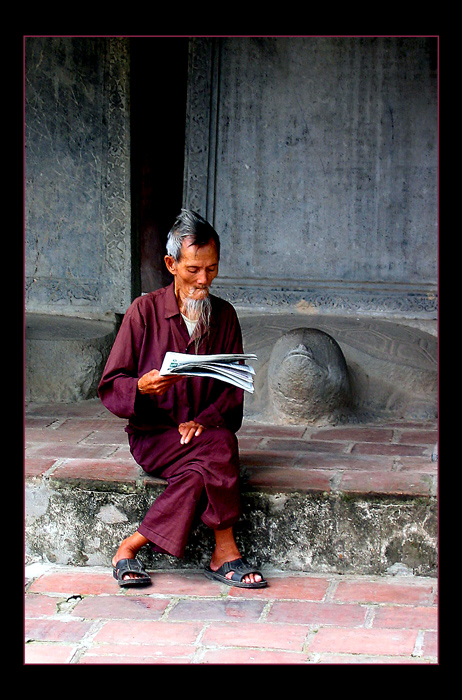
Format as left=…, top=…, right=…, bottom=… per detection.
left=25, top=400, right=437, bottom=577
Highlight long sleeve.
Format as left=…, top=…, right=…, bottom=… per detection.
left=97, top=303, right=146, bottom=420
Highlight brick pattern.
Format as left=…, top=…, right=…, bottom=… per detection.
left=24, top=566, right=438, bottom=664
left=24, top=401, right=438, bottom=664
left=25, top=399, right=438, bottom=497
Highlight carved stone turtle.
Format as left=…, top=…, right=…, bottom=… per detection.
left=267, top=327, right=351, bottom=423
left=240, top=314, right=437, bottom=423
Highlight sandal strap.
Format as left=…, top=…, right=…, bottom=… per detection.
left=219, top=558, right=263, bottom=583
left=114, top=558, right=149, bottom=578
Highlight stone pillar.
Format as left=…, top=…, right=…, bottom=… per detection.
left=25, top=37, right=135, bottom=316
left=182, top=37, right=221, bottom=224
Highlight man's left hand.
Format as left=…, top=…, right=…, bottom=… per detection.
left=178, top=421, right=205, bottom=445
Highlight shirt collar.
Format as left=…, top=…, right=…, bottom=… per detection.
left=164, top=281, right=180, bottom=319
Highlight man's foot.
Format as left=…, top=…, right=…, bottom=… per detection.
left=206, top=557, right=267, bottom=588
left=210, top=552, right=264, bottom=585
left=210, top=526, right=263, bottom=585
left=112, top=532, right=150, bottom=582
left=113, top=558, right=151, bottom=587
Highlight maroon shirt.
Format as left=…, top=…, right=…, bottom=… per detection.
left=98, top=282, right=244, bottom=434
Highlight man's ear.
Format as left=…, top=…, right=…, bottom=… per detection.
left=164, top=255, right=177, bottom=275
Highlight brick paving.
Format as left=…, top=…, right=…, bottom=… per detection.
left=24, top=564, right=438, bottom=664
left=25, top=399, right=437, bottom=498
left=24, top=399, right=438, bottom=664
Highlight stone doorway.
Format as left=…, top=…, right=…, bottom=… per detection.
left=130, top=38, right=189, bottom=294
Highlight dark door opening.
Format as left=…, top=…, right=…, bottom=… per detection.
left=130, top=38, right=189, bottom=295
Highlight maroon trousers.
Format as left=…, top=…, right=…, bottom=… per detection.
left=128, top=426, right=241, bottom=558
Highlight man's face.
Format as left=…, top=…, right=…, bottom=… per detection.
left=165, top=237, right=219, bottom=305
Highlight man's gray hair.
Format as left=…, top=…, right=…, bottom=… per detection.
left=166, top=209, right=221, bottom=262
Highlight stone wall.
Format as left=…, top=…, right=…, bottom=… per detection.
left=25, top=37, right=437, bottom=319
left=184, top=37, right=438, bottom=317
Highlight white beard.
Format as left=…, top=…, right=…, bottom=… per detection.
left=183, top=292, right=212, bottom=352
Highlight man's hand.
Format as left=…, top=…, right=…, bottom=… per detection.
left=178, top=421, right=205, bottom=445
left=137, top=369, right=183, bottom=396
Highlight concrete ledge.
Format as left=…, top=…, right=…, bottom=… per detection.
left=25, top=400, right=438, bottom=577
left=25, top=476, right=437, bottom=577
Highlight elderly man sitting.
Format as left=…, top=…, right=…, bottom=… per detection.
left=98, top=209, right=266, bottom=589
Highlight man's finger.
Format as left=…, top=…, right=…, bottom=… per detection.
left=180, top=427, right=196, bottom=445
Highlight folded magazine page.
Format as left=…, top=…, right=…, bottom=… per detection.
left=159, top=352, right=258, bottom=393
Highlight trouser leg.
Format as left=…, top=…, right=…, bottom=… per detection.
left=193, top=428, right=241, bottom=531
left=129, top=427, right=241, bottom=558
left=137, top=468, right=205, bottom=558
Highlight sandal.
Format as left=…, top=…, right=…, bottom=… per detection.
left=112, top=558, right=151, bottom=587
left=204, top=557, right=267, bottom=588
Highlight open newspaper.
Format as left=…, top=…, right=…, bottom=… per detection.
left=159, top=352, right=257, bottom=393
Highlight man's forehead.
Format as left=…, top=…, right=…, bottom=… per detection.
left=180, top=238, right=218, bottom=261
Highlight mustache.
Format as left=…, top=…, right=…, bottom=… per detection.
left=187, top=285, right=210, bottom=296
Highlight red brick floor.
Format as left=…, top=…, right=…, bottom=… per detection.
left=24, top=564, right=438, bottom=664
left=24, top=400, right=438, bottom=665
left=25, top=399, right=438, bottom=498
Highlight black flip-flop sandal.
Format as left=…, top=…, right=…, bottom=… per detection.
left=204, top=557, right=267, bottom=588
left=112, top=558, right=151, bottom=587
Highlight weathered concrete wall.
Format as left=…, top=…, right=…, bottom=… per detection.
left=184, top=37, right=438, bottom=316
left=25, top=37, right=133, bottom=316
left=25, top=479, right=437, bottom=576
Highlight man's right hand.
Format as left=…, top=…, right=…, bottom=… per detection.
left=137, top=369, right=183, bottom=396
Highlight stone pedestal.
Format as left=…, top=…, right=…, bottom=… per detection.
left=25, top=314, right=119, bottom=403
